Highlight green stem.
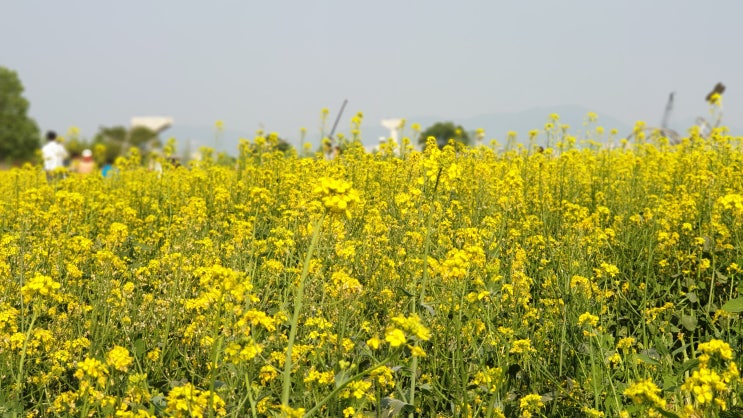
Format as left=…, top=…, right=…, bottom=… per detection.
left=558, top=282, right=569, bottom=377
left=591, top=334, right=620, bottom=412
left=233, top=371, right=258, bottom=418
left=15, top=304, right=39, bottom=400
left=409, top=169, right=439, bottom=416
left=207, top=333, right=224, bottom=414
left=281, top=212, right=326, bottom=407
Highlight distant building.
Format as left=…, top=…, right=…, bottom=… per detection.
left=131, top=116, right=174, bottom=134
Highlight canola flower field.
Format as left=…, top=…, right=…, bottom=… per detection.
left=1, top=122, right=743, bottom=418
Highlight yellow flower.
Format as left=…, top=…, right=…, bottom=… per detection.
left=259, top=365, right=278, bottom=384
left=340, top=380, right=372, bottom=400
left=278, top=405, right=306, bottom=418
left=370, top=366, right=395, bottom=388
left=385, top=328, right=406, bottom=347
left=366, top=336, right=382, bottom=350
left=390, top=314, right=431, bottom=341
left=224, top=339, right=263, bottom=364
left=623, top=378, right=665, bottom=409
left=708, top=92, right=722, bottom=105
left=408, top=344, right=427, bottom=357
left=698, top=339, right=734, bottom=361
left=51, top=391, right=79, bottom=414
left=304, top=367, right=335, bottom=385
left=106, top=345, right=133, bottom=372
left=510, top=339, right=536, bottom=354
left=166, top=383, right=226, bottom=417
left=581, top=406, right=604, bottom=417
left=578, top=312, right=599, bottom=327
left=313, top=177, right=361, bottom=217
left=519, top=393, right=544, bottom=415
left=21, top=273, right=61, bottom=303
left=343, top=406, right=358, bottom=417
left=616, top=337, right=636, bottom=352
left=74, top=357, right=109, bottom=387
left=147, top=348, right=160, bottom=362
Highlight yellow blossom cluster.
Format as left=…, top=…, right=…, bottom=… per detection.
left=681, top=339, right=740, bottom=412
left=165, top=383, right=226, bottom=417
left=313, top=177, right=361, bottom=217
left=21, top=273, right=62, bottom=303
left=0, top=116, right=742, bottom=416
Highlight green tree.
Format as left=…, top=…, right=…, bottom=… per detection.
left=93, top=126, right=128, bottom=143
left=0, top=67, right=40, bottom=162
left=92, top=125, right=159, bottom=163
left=418, top=121, right=471, bottom=148
left=129, top=126, right=159, bottom=149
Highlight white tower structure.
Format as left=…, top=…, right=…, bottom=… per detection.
left=131, top=116, right=174, bottom=134
left=381, top=118, right=403, bottom=142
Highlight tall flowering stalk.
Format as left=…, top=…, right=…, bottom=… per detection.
left=280, top=211, right=325, bottom=409
left=281, top=177, right=359, bottom=409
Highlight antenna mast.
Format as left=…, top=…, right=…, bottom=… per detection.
left=661, top=92, right=674, bottom=129
left=328, top=99, right=348, bottom=144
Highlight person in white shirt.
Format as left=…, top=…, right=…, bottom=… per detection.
left=41, top=131, right=69, bottom=179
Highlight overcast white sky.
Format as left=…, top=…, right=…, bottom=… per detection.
left=2, top=0, right=742, bottom=144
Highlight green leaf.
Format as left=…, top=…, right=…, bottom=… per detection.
left=396, top=286, right=414, bottom=297
left=419, top=383, right=433, bottom=395
left=671, top=343, right=689, bottom=357
left=680, top=315, right=697, bottom=331
left=656, top=409, right=681, bottom=418
left=334, top=370, right=349, bottom=389
left=637, top=353, right=660, bottom=366
left=702, top=235, right=713, bottom=252
left=686, top=292, right=698, bottom=303
left=679, top=359, right=700, bottom=374
left=380, top=397, right=415, bottom=417
left=132, top=338, right=146, bottom=357
left=662, top=373, right=678, bottom=391
left=420, top=302, right=435, bottom=316
left=720, top=406, right=743, bottom=418
left=150, top=395, right=167, bottom=413
left=721, top=297, right=743, bottom=313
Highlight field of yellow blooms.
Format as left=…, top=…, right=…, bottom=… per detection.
left=1, top=124, right=743, bottom=417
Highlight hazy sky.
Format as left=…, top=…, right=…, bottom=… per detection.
left=3, top=0, right=742, bottom=145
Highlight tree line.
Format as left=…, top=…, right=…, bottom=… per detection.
left=1, top=65, right=474, bottom=166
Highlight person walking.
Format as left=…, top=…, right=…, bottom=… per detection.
left=41, top=131, right=68, bottom=180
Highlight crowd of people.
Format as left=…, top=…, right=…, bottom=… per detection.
left=40, top=130, right=114, bottom=180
